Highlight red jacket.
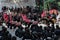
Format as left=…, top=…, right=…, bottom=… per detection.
left=49, top=9, right=58, bottom=15
left=21, top=14, right=31, bottom=23
left=9, top=14, right=13, bottom=23
left=41, top=11, right=46, bottom=18
left=9, top=14, right=13, bottom=21
left=3, top=13, right=9, bottom=23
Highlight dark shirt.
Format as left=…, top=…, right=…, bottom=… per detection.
left=13, top=16, right=17, bottom=21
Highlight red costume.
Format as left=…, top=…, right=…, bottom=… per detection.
left=21, top=14, right=31, bottom=23
left=3, top=13, right=9, bottom=23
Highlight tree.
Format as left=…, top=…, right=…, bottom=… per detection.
left=36, top=0, right=43, bottom=12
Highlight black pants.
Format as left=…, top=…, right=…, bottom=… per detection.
left=10, top=24, right=16, bottom=29
left=7, top=22, right=11, bottom=28
left=7, top=23, right=16, bottom=29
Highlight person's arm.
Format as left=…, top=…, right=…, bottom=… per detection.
left=21, top=14, right=31, bottom=23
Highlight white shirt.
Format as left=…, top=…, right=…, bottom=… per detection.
left=38, top=23, right=47, bottom=29
left=22, top=24, right=28, bottom=28
left=56, top=14, right=60, bottom=21
left=2, top=23, right=7, bottom=28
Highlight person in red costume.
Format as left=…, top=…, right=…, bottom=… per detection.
left=20, top=12, right=31, bottom=24
left=3, top=12, right=9, bottom=23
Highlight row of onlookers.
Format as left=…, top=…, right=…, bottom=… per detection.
left=0, top=6, right=60, bottom=40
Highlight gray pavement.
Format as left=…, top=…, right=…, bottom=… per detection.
left=0, top=26, right=22, bottom=40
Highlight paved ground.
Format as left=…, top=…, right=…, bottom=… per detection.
left=0, top=26, right=22, bottom=40
left=0, top=25, right=60, bottom=40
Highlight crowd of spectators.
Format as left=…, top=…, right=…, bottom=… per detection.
left=0, top=6, right=60, bottom=40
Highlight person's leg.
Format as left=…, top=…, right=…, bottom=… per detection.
left=13, top=25, right=16, bottom=29
left=28, top=22, right=32, bottom=28
left=10, top=24, right=13, bottom=29
left=7, top=22, right=10, bottom=28
left=12, top=36, right=17, bottom=40
left=22, top=37, right=25, bottom=40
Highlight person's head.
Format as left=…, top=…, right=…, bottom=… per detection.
left=18, top=25, right=23, bottom=30
left=44, top=27, right=47, bottom=30
left=2, top=6, right=8, bottom=12
left=8, top=34, right=12, bottom=40
left=10, top=8, right=14, bottom=13
left=2, top=26, right=7, bottom=32
left=56, top=25, right=59, bottom=29
left=40, top=26, right=42, bottom=29
left=13, top=10, right=17, bottom=16
left=12, top=36, right=16, bottom=40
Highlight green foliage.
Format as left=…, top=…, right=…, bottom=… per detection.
left=36, top=0, right=56, bottom=11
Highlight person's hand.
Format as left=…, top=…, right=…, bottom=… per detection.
left=32, top=21, right=38, bottom=24
left=16, top=22, right=18, bottom=25
left=14, top=21, right=17, bottom=24
left=18, top=22, right=21, bottom=25
left=30, top=20, right=34, bottom=23
left=9, top=20, right=13, bottom=23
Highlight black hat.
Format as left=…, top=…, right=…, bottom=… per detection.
left=10, top=7, right=14, bottom=12
left=2, top=6, right=8, bottom=11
